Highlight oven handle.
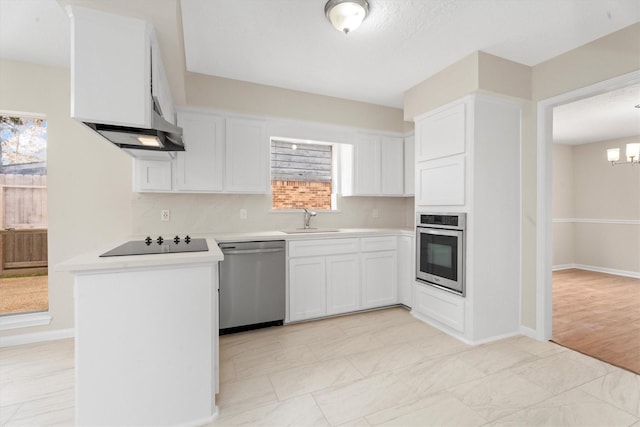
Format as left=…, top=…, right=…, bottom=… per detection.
left=417, top=227, right=463, bottom=236
left=221, top=248, right=285, bottom=255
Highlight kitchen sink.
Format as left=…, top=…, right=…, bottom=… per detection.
left=282, top=229, right=341, bottom=234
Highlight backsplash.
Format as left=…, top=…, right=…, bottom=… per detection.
left=131, top=193, right=414, bottom=237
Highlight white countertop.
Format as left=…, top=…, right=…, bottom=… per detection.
left=211, top=227, right=414, bottom=242
left=56, top=237, right=223, bottom=273
left=57, top=228, right=414, bottom=273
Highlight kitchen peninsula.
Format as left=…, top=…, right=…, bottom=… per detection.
left=57, top=228, right=413, bottom=426
left=57, top=238, right=223, bottom=426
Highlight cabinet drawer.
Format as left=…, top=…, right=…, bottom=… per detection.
left=414, top=282, right=464, bottom=332
left=289, top=238, right=358, bottom=258
left=360, top=236, right=397, bottom=252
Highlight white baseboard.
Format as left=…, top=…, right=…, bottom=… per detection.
left=552, top=264, right=575, bottom=272
left=552, top=263, right=640, bottom=279
left=0, top=328, right=74, bottom=348
left=519, top=325, right=539, bottom=340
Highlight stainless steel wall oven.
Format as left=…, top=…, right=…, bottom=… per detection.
left=416, top=212, right=466, bottom=296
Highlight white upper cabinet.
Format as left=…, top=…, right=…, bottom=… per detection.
left=175, top=111, right=223, bottom=192
left=225, top=118, right=268, bottom=193
left=342, top=133, right=404, bottom=196
left=133, top=110, right=270, bottom=193
left=404, top=135, right=415, bottom=196
left=352, top=134, right=380, bottom=195
left=415, top=102, right=466, bottom=162
left=380, top=136, right=404, bottom=195
left=414, top=99, right=470, bottom=207
left=68, top=6, right=171, bottom=128
left=134, top=159, right=172, bottom=192
left=416, top=155, right=465, bottom=206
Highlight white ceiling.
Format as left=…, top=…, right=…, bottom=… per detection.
left=0, top=0, right=639, bottom=144
left=181, top=0, right=640, bottom=108
left=553, top=83, right=640, bottom=145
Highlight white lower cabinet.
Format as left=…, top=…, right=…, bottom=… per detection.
left=288, top=235, right=402, bottom=322
left=398, top=235, right=414, bottom=307
left=413, top=282, right=465, bottom=333
left=326, top=254, right=360, bottom=315
left=289, top=257, right=327, bottom=321
left=361, top=250, right=397, bottom=309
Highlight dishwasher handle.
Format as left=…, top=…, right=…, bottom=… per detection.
left=221, top=247, right=285, bottom=255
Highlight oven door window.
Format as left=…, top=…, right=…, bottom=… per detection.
left=420, top=233, right=458, bottom=281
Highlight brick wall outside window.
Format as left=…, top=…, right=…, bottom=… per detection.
left=271, top=180, right=332, bottom=210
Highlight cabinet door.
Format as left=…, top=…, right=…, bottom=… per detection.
left=380, top=136, right=404, bottom=195
left=354, top=134, right=380, bottom=195
left=416, top=155, right=465, bottom=206
left=134, top=159, right=172, bottom=191
left=326, top=254, right=360, bottom=315
left=175, top=111, right=223, bottom=191
left=404, top=135, right=415, bottom=196
left=289, top=257, right=326, bottom=321
left=361, top=251, right=397, bottom=309
left=416, top=102, right=466, bottom=162
left=225, top=118, right=268, bottom=193
left=397, top=236, right=414, bottom=307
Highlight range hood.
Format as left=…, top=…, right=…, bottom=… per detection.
left=84, top=98, right=184, bottom=153
left=67, top=5, right=184, bottom=158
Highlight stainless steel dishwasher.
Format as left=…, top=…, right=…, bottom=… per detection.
left=218, top=240, right=286, bottom=334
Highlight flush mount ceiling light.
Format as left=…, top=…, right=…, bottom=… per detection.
left=325, top=0, right=369, bottom=34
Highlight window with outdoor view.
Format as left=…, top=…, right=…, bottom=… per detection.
left=271, top=139, right=336, bottom=210
left=0, top=114, right=48, bottom=316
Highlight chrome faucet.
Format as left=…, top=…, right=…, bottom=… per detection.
left=303, top=208, right=317, bottom=229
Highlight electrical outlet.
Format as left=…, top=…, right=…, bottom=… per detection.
left=372, top=208, right=379, bottom=218
left=240, top=209, right=247, bottom=219
left=161, top=210, right=170, bottom=221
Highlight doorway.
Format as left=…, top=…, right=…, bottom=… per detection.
left=0, top=114, right=48, bottom=316
left=536, top=70, right=640, bottom=369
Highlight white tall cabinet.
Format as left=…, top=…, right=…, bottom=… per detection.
left=412, top=94, right=521, bottom=344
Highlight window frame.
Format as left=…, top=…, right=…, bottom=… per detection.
left=269, top=136, right=340, bottom=212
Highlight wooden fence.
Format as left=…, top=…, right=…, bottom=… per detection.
left=0, top=174, right=48, bottom=275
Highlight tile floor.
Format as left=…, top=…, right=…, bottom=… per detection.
left=1, top=307, right=639, bottom=426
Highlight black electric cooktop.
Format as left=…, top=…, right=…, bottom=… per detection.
left=100, top=236, right=208, bottom=257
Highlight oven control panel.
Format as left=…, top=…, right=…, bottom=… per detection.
left=417, top=212, right=466, bottom=229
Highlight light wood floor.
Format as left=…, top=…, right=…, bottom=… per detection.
left=552, top=268, right=640, bottom=374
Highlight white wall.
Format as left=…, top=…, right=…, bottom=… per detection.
left=0, top=60, right=133, bottom=338
left=553, top=137, right=640, bottom=275
left=125, top=71, right=415, bottom=238
left=132, top=193, right=411, bottom=237
left=553, top=137, right=640, bottom=276
left=0, top=59, right=412, bottom=339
